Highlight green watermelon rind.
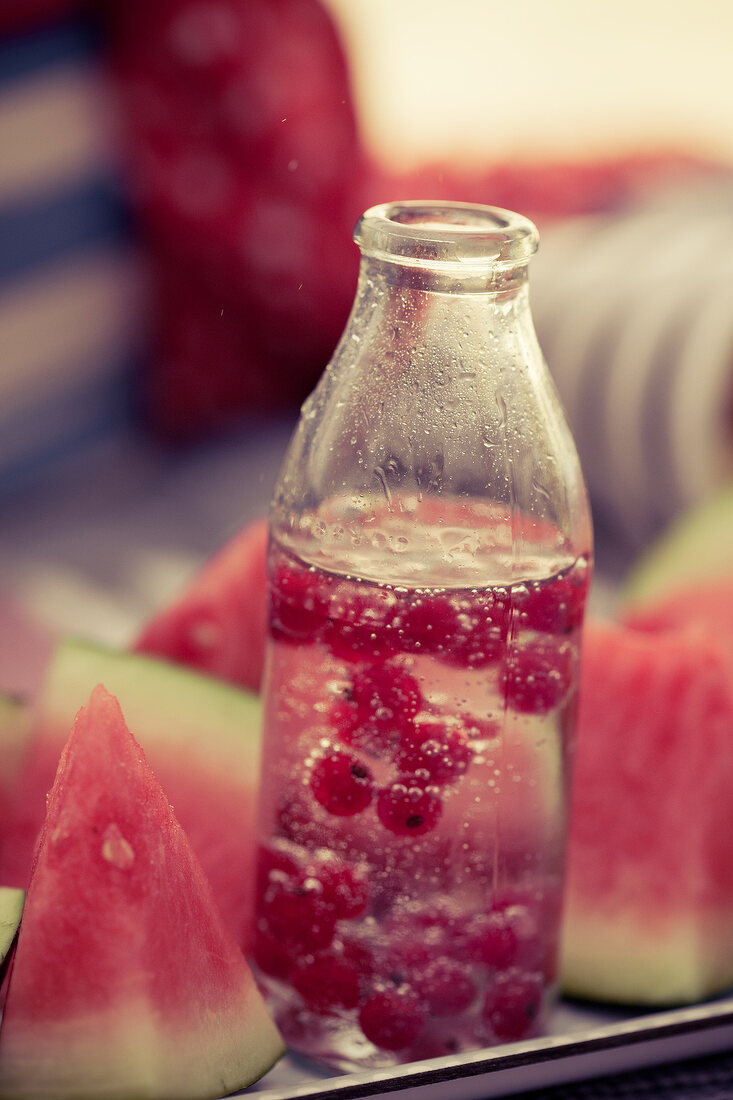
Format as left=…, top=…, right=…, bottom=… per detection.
left=42, top=637, right=262, bottom=771
left=561, top=906, right=733, bottom=1006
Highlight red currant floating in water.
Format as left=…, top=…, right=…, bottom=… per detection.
left=377, top=938, right=434, bottom=987
left=414, top=957, right=476, bottom=1016
left=482, top=969, right=544, bottom=1042
left=517, top=559, right=589, bottom=635
left=273, top=784, right=317, bottom=845
left=269, top=558, right=332, bottom=644
left=256, top=841, right=300, bottom=896
left=394, top=586, right=511, bottom=668
left=351, top=663, right=422, bottom=728
left=394, top=591, right=459, bottom=655
left=313, top=854, right=369, bottom=919
left=382, top=898, right=461, bottom=954
left=326, top=697, right=361, bottom=745
left=501, top=637, right=575, bottom=715
left=376, top=780, right=442, bottom=836
left=326, top=585, right=398, bottom=662
left=292, top=953, right=361, bottom=1012
left=345, top=663, right=423, bottom=756
left=339, top=933, right=378, bottom=983
left=358, top=986, right=425, bottom=1051
left=460, top=906, right=522, bottom=970
left=395, top=719, right=473, bottom=786
left=259, top=867, right=336, bottom=953
left=309, top=749, right=374, bottom=816
left=442, top=589, right=511, bottom=669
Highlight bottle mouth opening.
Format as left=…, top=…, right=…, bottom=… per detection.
left=355, top=200, right=539, bottom=270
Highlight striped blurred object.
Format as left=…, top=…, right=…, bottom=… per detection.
left=0, top=16, right=144, bottom=495
left=532, top=181, right=733, bottom=549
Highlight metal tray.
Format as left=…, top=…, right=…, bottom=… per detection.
left=241, top=995, right=733, bottom=1099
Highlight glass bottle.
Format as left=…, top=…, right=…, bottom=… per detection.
left=253, top=201, right=593, bottom=1071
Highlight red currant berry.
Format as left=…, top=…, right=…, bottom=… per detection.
left=260, top=871, right=336, bottom=953
left=339, top=933, right=377, bottom=983
left=326, top=697, right=361, bottom=745
left=358, top=986, right=425, bottom=1051
left=491, top=883, right=559, bottom=975
left=274, top=786, right=315, bottom=844
left=396, top=719, right=473, bottom=786
left=326, top=586, right=398, bottom=662
left=314, top=855, right=369, bottom=919
left=482, top=969, right=544, bottom=1042
left=269, top=559, right=332, bottom=643
left=351, top=664, right=421, bottom=728
left=378, top=939, right=433, bottom=987
left=256, top=842, right=300, bottom=896
left=395, top=592, right=459, bottom=655
left=443, top=589, right=510, bottom=669
left=344, top=664, right=423, bottom=757
left=309, top=749, right=374, bottom=816
left=414, top=957, right=476, bottom=1016
left=376, top=780, right=442, bottom=836
left=517, top=559, right=589, bottom=635
left=383, top=899, right=461, bottom=949
left=292, top=953, right=361, bottom=1012
left=501, top=638, right=575, bottom=715
left=461, top=909, right=520, bottom=970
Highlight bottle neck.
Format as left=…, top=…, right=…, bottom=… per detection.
left=358, top=253, right=532, bottom=299
left=348, top=253, right=536, bottom=368
left=271, top=200, right=591, bottom=567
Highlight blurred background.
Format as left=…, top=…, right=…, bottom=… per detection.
left=1, top=0, right=732, bottom=653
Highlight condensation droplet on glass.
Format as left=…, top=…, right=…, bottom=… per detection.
left=373, top=466, right=392, bottom=506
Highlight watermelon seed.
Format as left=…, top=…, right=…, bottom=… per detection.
left=101, top=823, right=135, bottom=870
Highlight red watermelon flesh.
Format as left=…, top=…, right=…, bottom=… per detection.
left=0, top=639, right=263, bottom=957
left=623, top=579, right=733, bottom=648
left=561, top=618, right=733, bottom=1005
left=0, top=684, right=283, bottom=1100
left=134, top=516, right=268, bottom=693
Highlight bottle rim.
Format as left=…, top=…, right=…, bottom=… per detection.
left=355, top=200, right=539, bottom=270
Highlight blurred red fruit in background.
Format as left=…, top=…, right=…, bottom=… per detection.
left=77, top=0, right=725, bottom=441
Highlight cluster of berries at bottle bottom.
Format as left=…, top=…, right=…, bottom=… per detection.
left=254, top=840, right=556, bottom=1052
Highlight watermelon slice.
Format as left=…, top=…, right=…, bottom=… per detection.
left=134, top=517, right=269, bottom=693
left=0, top=639, right=263, bottom=954
left=0, top=685, right=283, bottom=1099
left=561, top=618, right=733, bottom=1005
